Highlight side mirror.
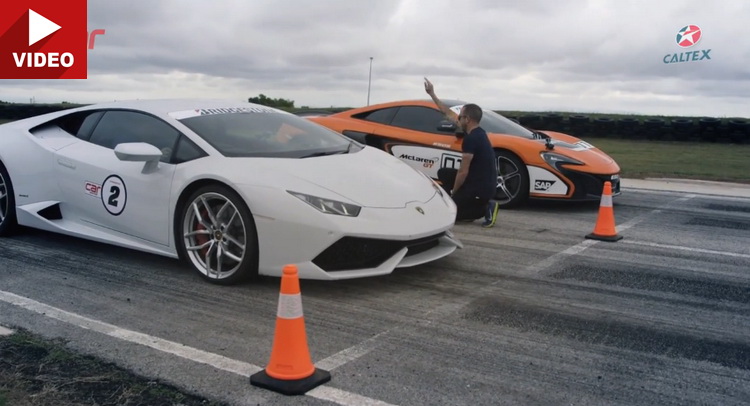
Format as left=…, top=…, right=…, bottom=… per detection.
left=535, top=131, right=555, bottom=150
left=114, top=142, right=163, bottom=173
left=437, top=120, right=457, bottom=133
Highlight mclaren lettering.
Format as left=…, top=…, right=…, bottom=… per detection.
left=399, top=154, right=436, bottom=164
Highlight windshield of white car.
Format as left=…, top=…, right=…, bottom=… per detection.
left=179, top=111, right=355, bottom=158
left=478, top=110, right=535, bottom=139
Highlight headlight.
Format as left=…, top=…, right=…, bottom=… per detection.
left=288, top=191, right=361, bottom=217
left=541, top=152, right=583, bottom=169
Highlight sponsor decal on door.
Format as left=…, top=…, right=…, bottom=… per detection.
left=390, top=144, right=461, bottom=178
left=527, top=167, right=568, bottom=195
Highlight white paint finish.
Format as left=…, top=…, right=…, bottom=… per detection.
left=308, top=386, right=399, bottom=406
left=315, top=331, right=387, bottom=372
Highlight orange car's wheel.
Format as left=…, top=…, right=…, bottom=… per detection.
left=493, top=150, right=529, bottom=208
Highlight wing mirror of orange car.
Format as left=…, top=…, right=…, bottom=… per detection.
left=536, top=131, right=556, bottom=150
left=437, top=120, right=457, bottom=133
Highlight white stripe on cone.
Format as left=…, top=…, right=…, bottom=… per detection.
left=600, top=194, right=613, bottom=207
left=277, top=293, right=304, bottom=320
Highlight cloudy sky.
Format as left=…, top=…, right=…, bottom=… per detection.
left=3, top=0, right=749, bottom=117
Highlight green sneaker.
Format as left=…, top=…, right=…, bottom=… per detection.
left=482, top=201, right=499, bottom=228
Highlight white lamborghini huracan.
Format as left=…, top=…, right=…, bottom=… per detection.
left=0, top=100, right=461, bottom=284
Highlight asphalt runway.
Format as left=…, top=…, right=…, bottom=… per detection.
left=1, top=184, right=749, bottom=405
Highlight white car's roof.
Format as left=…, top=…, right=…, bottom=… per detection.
left=74, top=99, right=285, bottom=118
left=1, top=99, right=288, bottom=129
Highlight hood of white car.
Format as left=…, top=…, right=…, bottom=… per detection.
left=224, top=147, right=438, bottom=208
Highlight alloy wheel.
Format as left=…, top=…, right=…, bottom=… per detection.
left=182, top=192, right=247, bottom=280
left=494, top=155, right=523, bottom=205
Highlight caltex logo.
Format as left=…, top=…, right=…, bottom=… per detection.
left=663, top=24, right=711, bottom=64
left=676, top=25, right=702, bottom=48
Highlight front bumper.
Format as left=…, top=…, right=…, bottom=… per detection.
left=252, top=189, right=461, bottom=280
left=559, top=169, right=621, bottom=200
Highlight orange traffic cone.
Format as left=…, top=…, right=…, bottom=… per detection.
left=250, top=265, right=331, bottom=395
left=585, top=181, right=623, bottom=242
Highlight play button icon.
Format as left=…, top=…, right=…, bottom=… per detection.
left=0, top=0, right=88, bottom=79
left=28, top=9, right=61, bottom=46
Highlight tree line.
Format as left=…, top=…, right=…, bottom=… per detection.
left=248, top=94, right=294, bottom=108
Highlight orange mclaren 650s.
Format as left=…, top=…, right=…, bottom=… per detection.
left=305, top=99, right=621, bottom=208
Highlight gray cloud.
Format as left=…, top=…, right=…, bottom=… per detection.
left=1, top=0, right=748, bottom=117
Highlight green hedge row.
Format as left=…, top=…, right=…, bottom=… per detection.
left=0, top=103, right=83, bottom=120
left=500, top=112, right=749, bottom=144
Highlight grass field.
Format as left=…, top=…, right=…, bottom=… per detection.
left=586, top=137, right=750, bottom=183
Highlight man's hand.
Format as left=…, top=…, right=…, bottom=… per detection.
left=423, top=76, right=456, bottom=122
left=424, top=77, right=434, bottom=95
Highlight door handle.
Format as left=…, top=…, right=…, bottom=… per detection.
left=57, top=159, right=76, bottom=169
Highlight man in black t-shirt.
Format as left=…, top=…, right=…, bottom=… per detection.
left=424, top=78, right=499, bottom=224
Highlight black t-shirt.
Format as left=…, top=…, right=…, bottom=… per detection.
left=460, top=127, right=496, bottom=200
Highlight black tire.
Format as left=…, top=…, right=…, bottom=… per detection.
left=493, top=150, right=529, bottom=208
left=0, top=163, right=18, bottom=236
left=176, top=184, right=259, bottom=285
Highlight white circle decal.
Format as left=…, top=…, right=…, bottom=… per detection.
left=101, top=175, right=127, bottom=216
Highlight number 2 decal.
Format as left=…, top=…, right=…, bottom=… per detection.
left=107, top=185, right=120, bottom=206
left=101, top=175, right=127, bottom=216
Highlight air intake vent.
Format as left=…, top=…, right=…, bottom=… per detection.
left=37, top=203, right=62, bottom=220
